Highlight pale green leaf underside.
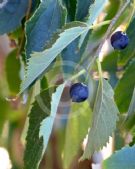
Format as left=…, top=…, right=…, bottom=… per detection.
left=39, top=82, right=66, bottom=153
left=81, top=79, right=119, bottom=160
left=24, top=87, right=52, bottom=169
left=87, top=0, right=108, bottom=25
left=79, top=0, right=108, bottom=47
left=24, top=83, right=65, bottom=169
left=20, top=22, right=88, bottom=94
left=64, top=101, right=92, bottom=169
left=103, top=146, right=135, bottom=169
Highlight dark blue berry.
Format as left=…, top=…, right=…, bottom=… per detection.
left=70, top=83, right=89, bottom=103
left=111, top=31, right=129, bottom=50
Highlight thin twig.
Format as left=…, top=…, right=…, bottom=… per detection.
left=87, top=0, right=130, bottom=70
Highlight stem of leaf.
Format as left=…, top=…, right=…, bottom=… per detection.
left=89, top=20, right=111, bottom=29
left=69, top=69, right=86, bottom=82
left=97, top=58, right=103, bottom=79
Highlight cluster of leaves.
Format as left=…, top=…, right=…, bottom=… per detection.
left=0, top=0, right=135, bottom=169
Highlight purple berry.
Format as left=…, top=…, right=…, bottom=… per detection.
left=70, top=83, right=89, bottom=103
left=111, top=31, right=129, bottom=50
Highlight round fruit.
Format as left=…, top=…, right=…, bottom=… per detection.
left=111, top=31, right=129, bottom=50
left=70, top=83, right=89, bottom=103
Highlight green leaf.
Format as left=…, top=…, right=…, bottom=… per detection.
left=64, top=0, right=76, bottom=21
left=62, top=0, right=92, bottom=76
left=24, top=83, right=65, bottom=169
left=81, top=78, right=119, bottom=160
left=118, top=17, right=135, bottom=66
left=88, top=75, right=98, bottom=109
left=79, top=0, right=107, bottom=47
left=115, top=59, right=135, bottom=113
left=86, top=0, right=107, bottom=25
left=127, top=87, right=135, bottom=118
left=20, top=22, right=89, bottom=94
left=39, top=83, right=66, bottom=153
left=63, top=101, right=92, bottom=169
left=102, top=52, right=119, bottom=88
left=61, top=35, right=90, bottom=77
left=123, top=87, right=135, bottom=131
left=25, top=0, right=66, bottom=59
left=76, top=0, right=95, bottom=21
left=61, top=38, right=80, bottom=76
left=5, top=49, right=21, bottom=94
left=0, top=0, right=29, bottom=34
left=103, top=146, right=135, bottom=169
left=102, top=51, right=118, bottom=72
left=0, top=96, right=9, bottom=134
left=24, top=87, right=52, bottom=169
left=40, top=76, right=48, bottom=91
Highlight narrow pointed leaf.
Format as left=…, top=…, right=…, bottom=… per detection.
left=39, top=82, right=66, bottom=152
left=24, top=83, right=65, bottom=169
left=24, top=87, right=52, bottom=169
left=20, top=22, right=89, bottom=94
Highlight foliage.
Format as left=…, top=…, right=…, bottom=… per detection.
left=0, top=0, right=135, bottom=169
left=103, top=146, right=135, bottom=169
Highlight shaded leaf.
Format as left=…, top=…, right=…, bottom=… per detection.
left=115, top=59, right=135, bottom=113
left=76, top=0, right=95, bottom=21
left=103, top=146, right=135, bottom=169
left=64, top=101, right=92, bottom=169
left=5, top=49, right=21, bottom=94
left=123, top=87, right=135, bottom=131
left=102, top=52, right=119, bottom=88
left=63, top=0, right=76, bottom=21
left=102, top=51, right=118, bottom=72
left=20, top=22, right=89, bottom=94
left=127, top=87, right=135, bottom=118
left=61, top=24, right=90, bottom=76
left=0, top=96, right=9, bottom=134
left=25, top=0, right=66, bottom=59
left=0, top=0, right=28, bottom=34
